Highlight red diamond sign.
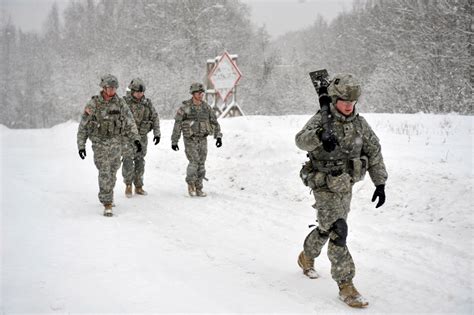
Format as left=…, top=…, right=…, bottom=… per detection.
left=208, top=51, right=242, bottom=102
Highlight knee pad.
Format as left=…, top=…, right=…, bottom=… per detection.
left=330, top=218, right=348, bottom=247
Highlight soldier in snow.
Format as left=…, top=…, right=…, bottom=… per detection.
left=171, top=82, right=222, bottom=197
left=295, top=74, right=387, bottom=308
left=121, top=78, right=161, bottom=197
left=77, top=74, right=142, bottom=217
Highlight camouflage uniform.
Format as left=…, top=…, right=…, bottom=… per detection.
left=122, top=94, right=160, bottom=188
left=77, top=90, right=140, bottom=206
left=171, top=98, right=222, bottom=191
left=295, top=77, right=387, bottom=285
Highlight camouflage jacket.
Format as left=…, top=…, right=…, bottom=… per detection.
left=171, top=99, right=222, bottom=145
left=77, top=93, right=140, bottom=150
left=123, top=95, right=161, bottom=139
left=295, top=105, right=387, bottom=186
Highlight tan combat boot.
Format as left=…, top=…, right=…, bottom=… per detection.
left=297, top=251, right=319, bottom=279
left=125, top=184, right=132, bottom=198
left=338, top=280, right=369, bottom=308
left=103, top=204, right=113, bottom=217
left=196, top=187, right=207, bottom=197
left=135, top=186, right=147, bottom=195
left=188, top=183, right=196, bottom=197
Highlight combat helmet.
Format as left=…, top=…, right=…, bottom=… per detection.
left=328, top=73, right=361, bottom=101
left=189, top=82, right=205, bottom=94
left=99, top=74, right=119, bottom=88
left=129, top=78, right=146, bottom=93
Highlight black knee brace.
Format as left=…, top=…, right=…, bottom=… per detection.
left=330, top=218, right=348, bottom=247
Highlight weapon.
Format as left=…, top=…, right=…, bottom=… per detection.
left=309, top=69, right=338, bottom=152
left=309, top=69, right=330, bottom=96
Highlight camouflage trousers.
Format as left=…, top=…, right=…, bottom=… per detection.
left=303, top=189, right=356, bottom=283
left=92, top=141, right=122, bottom=205
left=184, top=137, right=208, bottom=189
left=122, top=136, right=148, bottom=187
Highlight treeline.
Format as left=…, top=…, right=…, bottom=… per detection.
left=271, top=0, right=472, bottom=115
left=0, top=0, right=471, bottom=128
left=0, top=0, right=271, bottom=128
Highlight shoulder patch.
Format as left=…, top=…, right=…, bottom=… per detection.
left=177, top=108, right=185, bottom=116
left=84, top=106, right=92, bottom=115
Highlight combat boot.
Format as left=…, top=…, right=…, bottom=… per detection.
left=196, top=187, right=207, bottom=197
left=338, top=280, right=369, bottom=308
left=103, top=204, right=113, bottom=217
left=135, top=186, right=147, bottom=195
left=297, top=251, right=319, bottom=279
left=125, top=184, right=132, bottom=198
left=188, top=183, right=196, bottom=197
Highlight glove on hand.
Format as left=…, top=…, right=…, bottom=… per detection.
left=78, top=149, right=86, bottom=160
left=153, top=136, right=160, bottom=145
left=320, top=131, right=338, bottom=152
left=134, top=140, right=142, bottom=153
left=171, top=144, right=179, bottom=151
left=216, top=138, right=222, bottom=148
left=372, top=184, right=386, bottom=208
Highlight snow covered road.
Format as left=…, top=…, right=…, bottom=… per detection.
left=1, top=114, right=472, bottom=313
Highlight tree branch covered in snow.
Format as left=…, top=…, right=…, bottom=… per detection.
left=273, top=0, right=472, bottom=115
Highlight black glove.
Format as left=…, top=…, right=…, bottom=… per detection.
left=371, top=184, right=386, bottom=208
left=134, top=140, right=142, bottom=153
left=216, top=137, right=222, bottom=148
left=320, top=130, right=338, bottom=152
left=78, top=149, right=86, bottom=160
left=153, top=136, right=160, bottom=145
left=171, top=144, right=179, bottom=151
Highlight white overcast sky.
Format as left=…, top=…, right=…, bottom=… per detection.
left=241, top=0, right=354, bottom=37
left=1, top=0, right=353, bottom=38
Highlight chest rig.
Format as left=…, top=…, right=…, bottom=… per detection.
left=182, top=103, right=212, bottom=138
left=86, top=96, right=126, bottom=138
left=125, top=96, right=153, bottom=135
left=309, top=116, right=366, bottom=178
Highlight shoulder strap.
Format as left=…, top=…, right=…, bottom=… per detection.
left=354, top=115, right=364, bottom=133
left=90, top=96, right=104, bottom=125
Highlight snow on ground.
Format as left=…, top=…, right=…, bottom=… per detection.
left=1, top=113, right=473, bottom=314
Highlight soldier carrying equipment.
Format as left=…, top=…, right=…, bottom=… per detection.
left=295, top=71, right=388, bottom=308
